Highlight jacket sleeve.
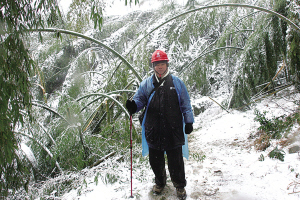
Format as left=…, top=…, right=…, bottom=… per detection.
left=173, top=76, right=194, bottom=124
left=132, top=77, right=153, bottom=113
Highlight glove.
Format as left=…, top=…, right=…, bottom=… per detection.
left=126, top=99, right=137, bottom=115
left=185, top=123, right=193, bottom=134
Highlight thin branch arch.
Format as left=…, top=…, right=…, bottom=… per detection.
left=179, top=46, right=244, bottom=75
left=30, top=28, right=143, bottom=82
left=109, top=3, right=300, bottom=82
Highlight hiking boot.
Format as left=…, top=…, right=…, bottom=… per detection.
left=176, top=187, right=187, bottom=200
left=152, top=184, right=165, bottom=194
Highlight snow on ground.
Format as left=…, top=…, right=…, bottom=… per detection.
left=63, top=91, right=300, bottom=200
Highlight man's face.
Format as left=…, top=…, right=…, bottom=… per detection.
left=154, top=62, right=167, bottom=76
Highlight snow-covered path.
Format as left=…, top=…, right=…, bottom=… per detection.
left=185, top=104, right=300, bottom=200
left=63, top=95, right=300, bottom=200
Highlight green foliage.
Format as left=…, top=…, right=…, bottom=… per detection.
left=124, top=0, right=139, bottom=6
left=0, top=0, right=63, bottom=195
left=67, top=0, right=104, bottom=33
left=229, top=77, right=252, bottom=110
left=259, top=154, right=265, bottom=161
left=28, top=94, right=137, bottom=176
left=101, top=173, right=119, bottom=185
left=55, top=129, right=89, bottom=170
left=253, top=108, right=299, bottom=154
left=287, top=0, right=300, bottom=90
left=0, top=33, right=33, bottom=196
left=272, top=0, right=288, bottom=57
left=254, top=109, right=296, bottom=139
left=191, top=152, right=206, bottom=163
left=44, top=44, right=77, bottom=95
left=3, top=0, right=300, bottom=197
left=229, top=29, right=278, bottom=109
left=187, top=62, right=210, bottom=95
left=228, top=0, right=300, bottom=108
left=0, top=0, right=136, bottom=196
left=68, top=76, right=86, bottom=99
left=288, top=32, right=300, bottom=87
left=269, top=146, right=285, bottom=161
left=264, top=33, right=277, bottom=81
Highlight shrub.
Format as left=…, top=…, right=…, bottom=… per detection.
left=253, top=109, right=299, bottom=152
left=254, top=109, right=295, bottom=139
left=269, top=146, right=285, bottom=162
left=258, top=154, right=265, bottom=161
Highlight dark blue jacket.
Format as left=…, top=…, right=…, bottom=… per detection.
left=133, top=74, right=194, bottom=158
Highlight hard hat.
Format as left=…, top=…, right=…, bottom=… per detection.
left=151, top=50, right=169, bottom=63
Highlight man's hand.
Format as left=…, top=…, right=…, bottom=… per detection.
left=185, top=123, right=193, bottom=134
left=126, top=99, right=137, bottom=115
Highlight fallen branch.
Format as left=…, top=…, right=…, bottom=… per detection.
left=287, top=180, right=300, bottom=194
left=89, top=151, right=116, bottom=168
left=252, top=60, right=287, bottom=100
left=208, top=96, right=230, bottom=113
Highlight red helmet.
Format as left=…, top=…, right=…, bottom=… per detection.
left=151, top=50, right=169, bottom=63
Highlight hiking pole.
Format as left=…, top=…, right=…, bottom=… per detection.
left=129, top=115, right=134, bottom=198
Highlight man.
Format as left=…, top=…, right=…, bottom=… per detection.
left=126, top=49, right=194, bottom=199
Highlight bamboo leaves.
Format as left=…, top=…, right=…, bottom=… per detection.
left=32, top=102, right=69, bottom=124
left=30, top=28, right=142, bottom=82
left=77, top=89, right=135, bottom=133
left=91, top=1, right=103, bottom=31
